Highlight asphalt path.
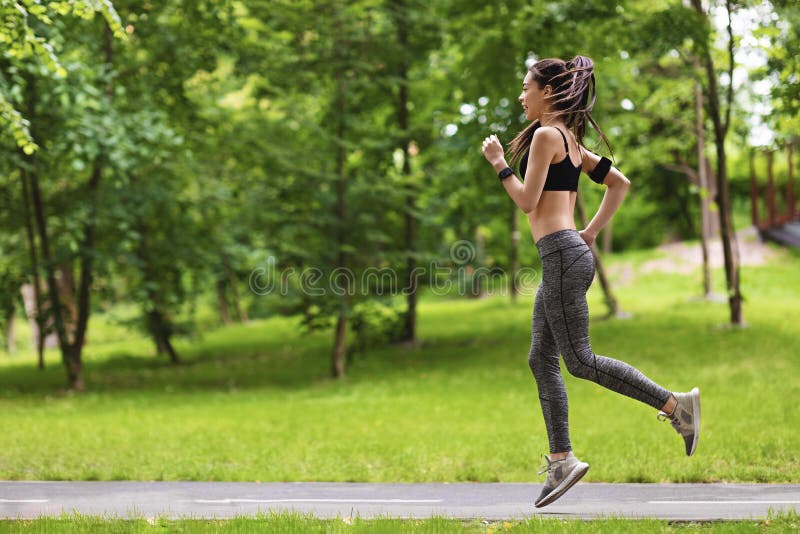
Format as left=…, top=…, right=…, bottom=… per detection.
left=1, top=481, right=798, bottom=522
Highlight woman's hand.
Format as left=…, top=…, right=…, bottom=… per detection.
left=579, top=229, right=597, bottom=247
left=481, top=134, right=506, bottom=169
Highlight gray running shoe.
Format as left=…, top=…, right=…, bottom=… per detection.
left=533, top=451, right=590, bottom=508
left=658, top=387, right=701, bottom=456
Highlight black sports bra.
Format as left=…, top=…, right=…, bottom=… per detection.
left=519, top=127, right=582, bottom=191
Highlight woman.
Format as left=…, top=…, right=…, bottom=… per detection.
left=480, top=55, right=701, bottom=508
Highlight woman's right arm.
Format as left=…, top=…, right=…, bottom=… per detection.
left=580, top=148, right=631, bottom=240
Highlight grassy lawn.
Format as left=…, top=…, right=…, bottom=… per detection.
left=0, top=509, right=798, bottom=532
left=0, top=242, right=798, bottom=485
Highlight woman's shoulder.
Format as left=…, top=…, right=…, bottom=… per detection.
left=530, top=125, right=563, bottom=147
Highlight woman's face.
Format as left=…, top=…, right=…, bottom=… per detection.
left=518, top=70, right=551, bottom=122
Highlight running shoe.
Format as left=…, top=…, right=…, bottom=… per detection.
left=534, top=451, right=590, bottom=508
left=658, top=387, right=701, bottom=456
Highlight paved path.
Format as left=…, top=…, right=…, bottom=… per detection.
left=1, top=482, right=798, bottom=522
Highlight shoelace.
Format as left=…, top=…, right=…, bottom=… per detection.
left=537, top=454, right=566, bottom=476
left=657, top=410, right=683, bottom=431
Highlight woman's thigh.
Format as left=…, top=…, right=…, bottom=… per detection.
left=539, top=244, right=595, bottom=351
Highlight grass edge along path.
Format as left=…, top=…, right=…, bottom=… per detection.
left=0, top=508, right=799, bottom=533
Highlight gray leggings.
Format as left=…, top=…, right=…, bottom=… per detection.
left=529, top=228, right=671, bottom=453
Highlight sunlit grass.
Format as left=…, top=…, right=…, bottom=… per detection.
left=0, top=243, right=798, bottom=484
left=1, top=508, right=798, bottom=532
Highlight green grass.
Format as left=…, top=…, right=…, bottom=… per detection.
left=0, top=243, right=798, bottom=484
left=1, top=509, right=798, bottom=532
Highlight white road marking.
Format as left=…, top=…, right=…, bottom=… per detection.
left=0, top=499, right=49, bottom=503
left=194, top=498, right=443, bottom=504
left=648, top=501, right=800, bottom=504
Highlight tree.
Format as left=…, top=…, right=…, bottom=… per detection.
left=758, top=0, right=800, bottom=140
left=99, top=0, right=241, bottom=362
left=239, top=0, right=439, bottom=377
left=0, top=1, right=122, bottom=153
left=690, top=0, right=744, bottom=325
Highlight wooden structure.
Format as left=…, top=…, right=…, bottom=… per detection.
left=749, top=142, right=800, bottom=248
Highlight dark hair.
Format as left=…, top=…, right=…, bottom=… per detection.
left=507, top=55, right=614, bottom=167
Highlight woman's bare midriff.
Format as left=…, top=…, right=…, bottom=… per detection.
left=528, top=190, right=578, bottom=243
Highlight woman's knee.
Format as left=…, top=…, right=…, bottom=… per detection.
left=528, top=348, right=543, bottom=374
left=528, top=345, right=550, bottom=373
left=562, top=350, right=596, bottom=380
left=528, top=346, right=560, bottom=377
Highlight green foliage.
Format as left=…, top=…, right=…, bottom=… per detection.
left=628, top=3, right=709, bottom=57
left=0, top=233, right=26, bottom=346
left=1, top=0, right=795, bottom=382
left=0, top=0, right=123, bottom=152
left=348, top=298, right=406, bottom=357
left=757, top=0, right=800, bottom=139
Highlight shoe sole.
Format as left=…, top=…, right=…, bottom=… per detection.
left=688, top=387, right=701, bottom=456
left=534, top=462, right=589, bottom=508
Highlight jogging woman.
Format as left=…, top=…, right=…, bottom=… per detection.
left=480, top=55, right=701, bottom=508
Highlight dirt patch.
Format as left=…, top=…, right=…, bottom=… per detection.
left=609, top=225, right=784, bottom=285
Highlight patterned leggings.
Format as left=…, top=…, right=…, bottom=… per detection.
left=528, top=228, right=672, bottom=453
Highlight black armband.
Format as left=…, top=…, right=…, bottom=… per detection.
left=588, top=156, right=612, bottom=185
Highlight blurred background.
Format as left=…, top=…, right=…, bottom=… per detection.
left=0, top=1, right=798, bottom=485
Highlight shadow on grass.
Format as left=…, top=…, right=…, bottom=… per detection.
left=0, top=325, right=488, bottom=399
left=0, top=296, right=532, bottom=399
left=0, top=325, right=336, bottom=398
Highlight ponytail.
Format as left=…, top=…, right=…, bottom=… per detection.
left=507, top=55, right=614, bottom=167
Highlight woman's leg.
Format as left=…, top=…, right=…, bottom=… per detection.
left=539, top=233, right=672, bottom=410
left=528, top=282, right=572, bottom=453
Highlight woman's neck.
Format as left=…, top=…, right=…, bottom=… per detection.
left=538, top=116, right=565, bottom=128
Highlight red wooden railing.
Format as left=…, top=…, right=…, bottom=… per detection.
left=749, top=142, right=799, bottom=230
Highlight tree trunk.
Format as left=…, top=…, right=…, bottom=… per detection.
left=576, top=191, right=621, bottom=318
left=124, top=169, right=182, bottom=364
left=4, top=304, right=14, bottom=356
left=470, top=227, right=486, bottom=298
left=65, top=345, right=84, bottom=391
left=148, top=309, right=179, bottom=364
left=139, top=243, right=180, bottom=363
left=58, top=262, right=79, bottom=347
left=766, top=151, right=776, bottom=226
left=715, top=145, right=744, bottom=325
left=19, top=148, right=47, bottom=368
left=60, top=17, right=119, bottom=384
left=331, top=17, right=349, bottom=378
left=20, top=284, right=55, bottom=357
left=704, top=156, right=719, bottom=236
left=19, top=21, right=116, bottom=390
left=394, top=0, right=418, bottom=345
left=223, top=256, right=247, bottom=322
left=788, top=142, right=796, bottom=220
left=692, top=0, right=743, bottom=325
left=217, top=278, right=233, bottom=325
left=332, top=297, right=348, bottom=378
left=695, top=81, right=712, bottom=298
left=28, top=138, right=76, bottom=387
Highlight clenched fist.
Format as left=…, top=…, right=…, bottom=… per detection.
left=481, top=134, right=505, bottom=168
